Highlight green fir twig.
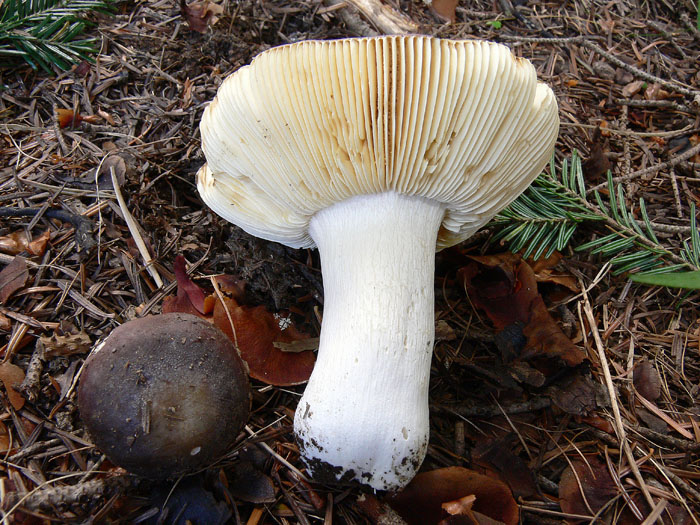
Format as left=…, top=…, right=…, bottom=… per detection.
left=0, top=0, right=115, bottom=73
left=491, top=152, right=700, bottom=278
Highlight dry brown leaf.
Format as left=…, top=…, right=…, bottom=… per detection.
left=55, top=108, right=100, bottom=128
left=435, top=319, right=457, bottom=341
left=644, top=83, right=671, bottom=101
left=181, top=0, right=224, bottom=33
left=580, top=414, right=615, bottom=434
left=0, top=361, right=26, bottom=410
left=0, top=420, right=10, bottom=452
left=0, top=312, right=10, bottom=331
left=547, top=373, right=597, bottom=416
left=442, top=494, right=476, bottom=516
left=582, top=128, right=612, bottom=180
left=528, top=252, right=579, bottom=292
left=633, top=358, right=661, bottom=401
left=0, top=229, right=50, bottom=256
left=473, top=437, right=538, bottom=499
left=163, top=262, right=315, bottom=386
left=0, top=256, right=29, bottom=304
left=558, top=457, right=617, bottom=519
left=621, top=80, right=644, bottom=97
left=212, top=296, right=315, bottom=386
left=689, top=135, right=700, bottom=163
left=181, top=77, right=195, bottom=107
left=162, top=255, right=208, bottom=316
left=430, top=0, right=457, bottom=23
left=387, top=467, right=518, bottom=525
left=227, top=460, right=276, bottom=503
left=459, top=254, right=585, bottom=369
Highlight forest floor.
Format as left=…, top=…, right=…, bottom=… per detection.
left=1, top=0, right=700, bottom=523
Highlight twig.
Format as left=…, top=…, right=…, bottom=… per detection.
left=109, top=167, right=163, bottom=288
left=629, top=425, right=700, bottom=452
left=7, top=439, right=62, bottom=463
left=560, top=122, right=696, bottom=138
left=323, top=0, right=378, bottom=36
left=498, top=0, right=554, bottom=37
left=432, top=397, right=551, bottom=418
left=587, top=142, right=700, bottom=193
left=581, top=41, right=700, bottom=99
left=0, top=207, right=95, bottom=253
left=639, top=499, right=668, bottom=525
left=244, top=426, right=311, bottom=483
left=580, top=284, right=656, bottom=513
left=272, top=471, right=312, bottom=525
left=500, top=35, right=700, bottom=100
left=613, top=99, right=694, bottom=113
left=338, top=0, right=418, bottom=34
left=499, top=34, right=591, bottom=44
left=1, top=474, right=132, bottom=515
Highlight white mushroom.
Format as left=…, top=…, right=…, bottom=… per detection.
left=197, top=36, right=559, bottom=491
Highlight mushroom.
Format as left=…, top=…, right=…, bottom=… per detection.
left=78, top=313, right=251, bottom=479
left=197, top=36, right=559, bottom=490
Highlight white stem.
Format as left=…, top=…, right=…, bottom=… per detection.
left=294, top=192, right=445, bottom=491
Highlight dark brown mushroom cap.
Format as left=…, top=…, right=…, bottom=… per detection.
left=78, top=313, right=251, bottom=479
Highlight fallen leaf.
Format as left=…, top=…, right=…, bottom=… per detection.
left=621, top=80, right=644, bottom=98
left=53, top=360, right=79, bottom=400
left=592, top=61, right=616, bottom=81
left=73, top=60, right=91, bottom=76
left=644, top=83, right=671, bottom=101
left=435, top=319, right=457, bottom=341
left=442, top=494, right=476, bottom=516
left=636, top=407, right=668, bottom=434
left=147, top=475, right=231, bottom=525
left=547, top=372, right=597, bottom=416
left=0, top=361, right=26, bottom=410
left=181, top=77, right=195, bottom=108
left=633, top=359, right=661, bottom=401
left=558, top=457, right=617, bottom=518
left=55, top=108, right=100, bottom=128
left=227, top=460, right=276, bottom=503
left=212, top=296, right=315, bottom=386
left=430, top=0, right=457, bottom=23
left=689, top=135, right=700, bottom=163
left=473, top=438, right=538, bottom=499
left=181, top=0, right=224, bottom=33
left=0, top=256, right=29, bottom=304
left=459, top=254, right=585, bottom=370
left=0, top=229, right=51, bottom=256
left=0, top=420, right=11, bottom=452
left=163, top=262, right=315, bottom=386
left=580, top=414, right=615, bottom=434
left=162, top=255, right=208, bottom=316
left=529, top=252, right=579, bottom=292
left=582, top=127, right=612, bottom=180
left=387, top=467, right=519, bottom=525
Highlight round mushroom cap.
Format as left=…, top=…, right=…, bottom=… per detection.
left=78, top=313, right=251, bottom=479
left=198, top=36, right=559, bottom=250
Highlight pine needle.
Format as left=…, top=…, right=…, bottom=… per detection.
left=0, top=0, right=116, bottom=72
left=491, top=151, right=700, bottom=280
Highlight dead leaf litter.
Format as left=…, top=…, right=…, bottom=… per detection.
left=1, top=0, right=700, bottom=522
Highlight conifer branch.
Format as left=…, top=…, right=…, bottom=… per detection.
left=0, top=0, right=115, bottom=72
left=491, top=152, right=700, bottom=276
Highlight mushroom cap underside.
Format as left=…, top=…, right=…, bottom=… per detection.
left=198, top=35, right=559, bottom=249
